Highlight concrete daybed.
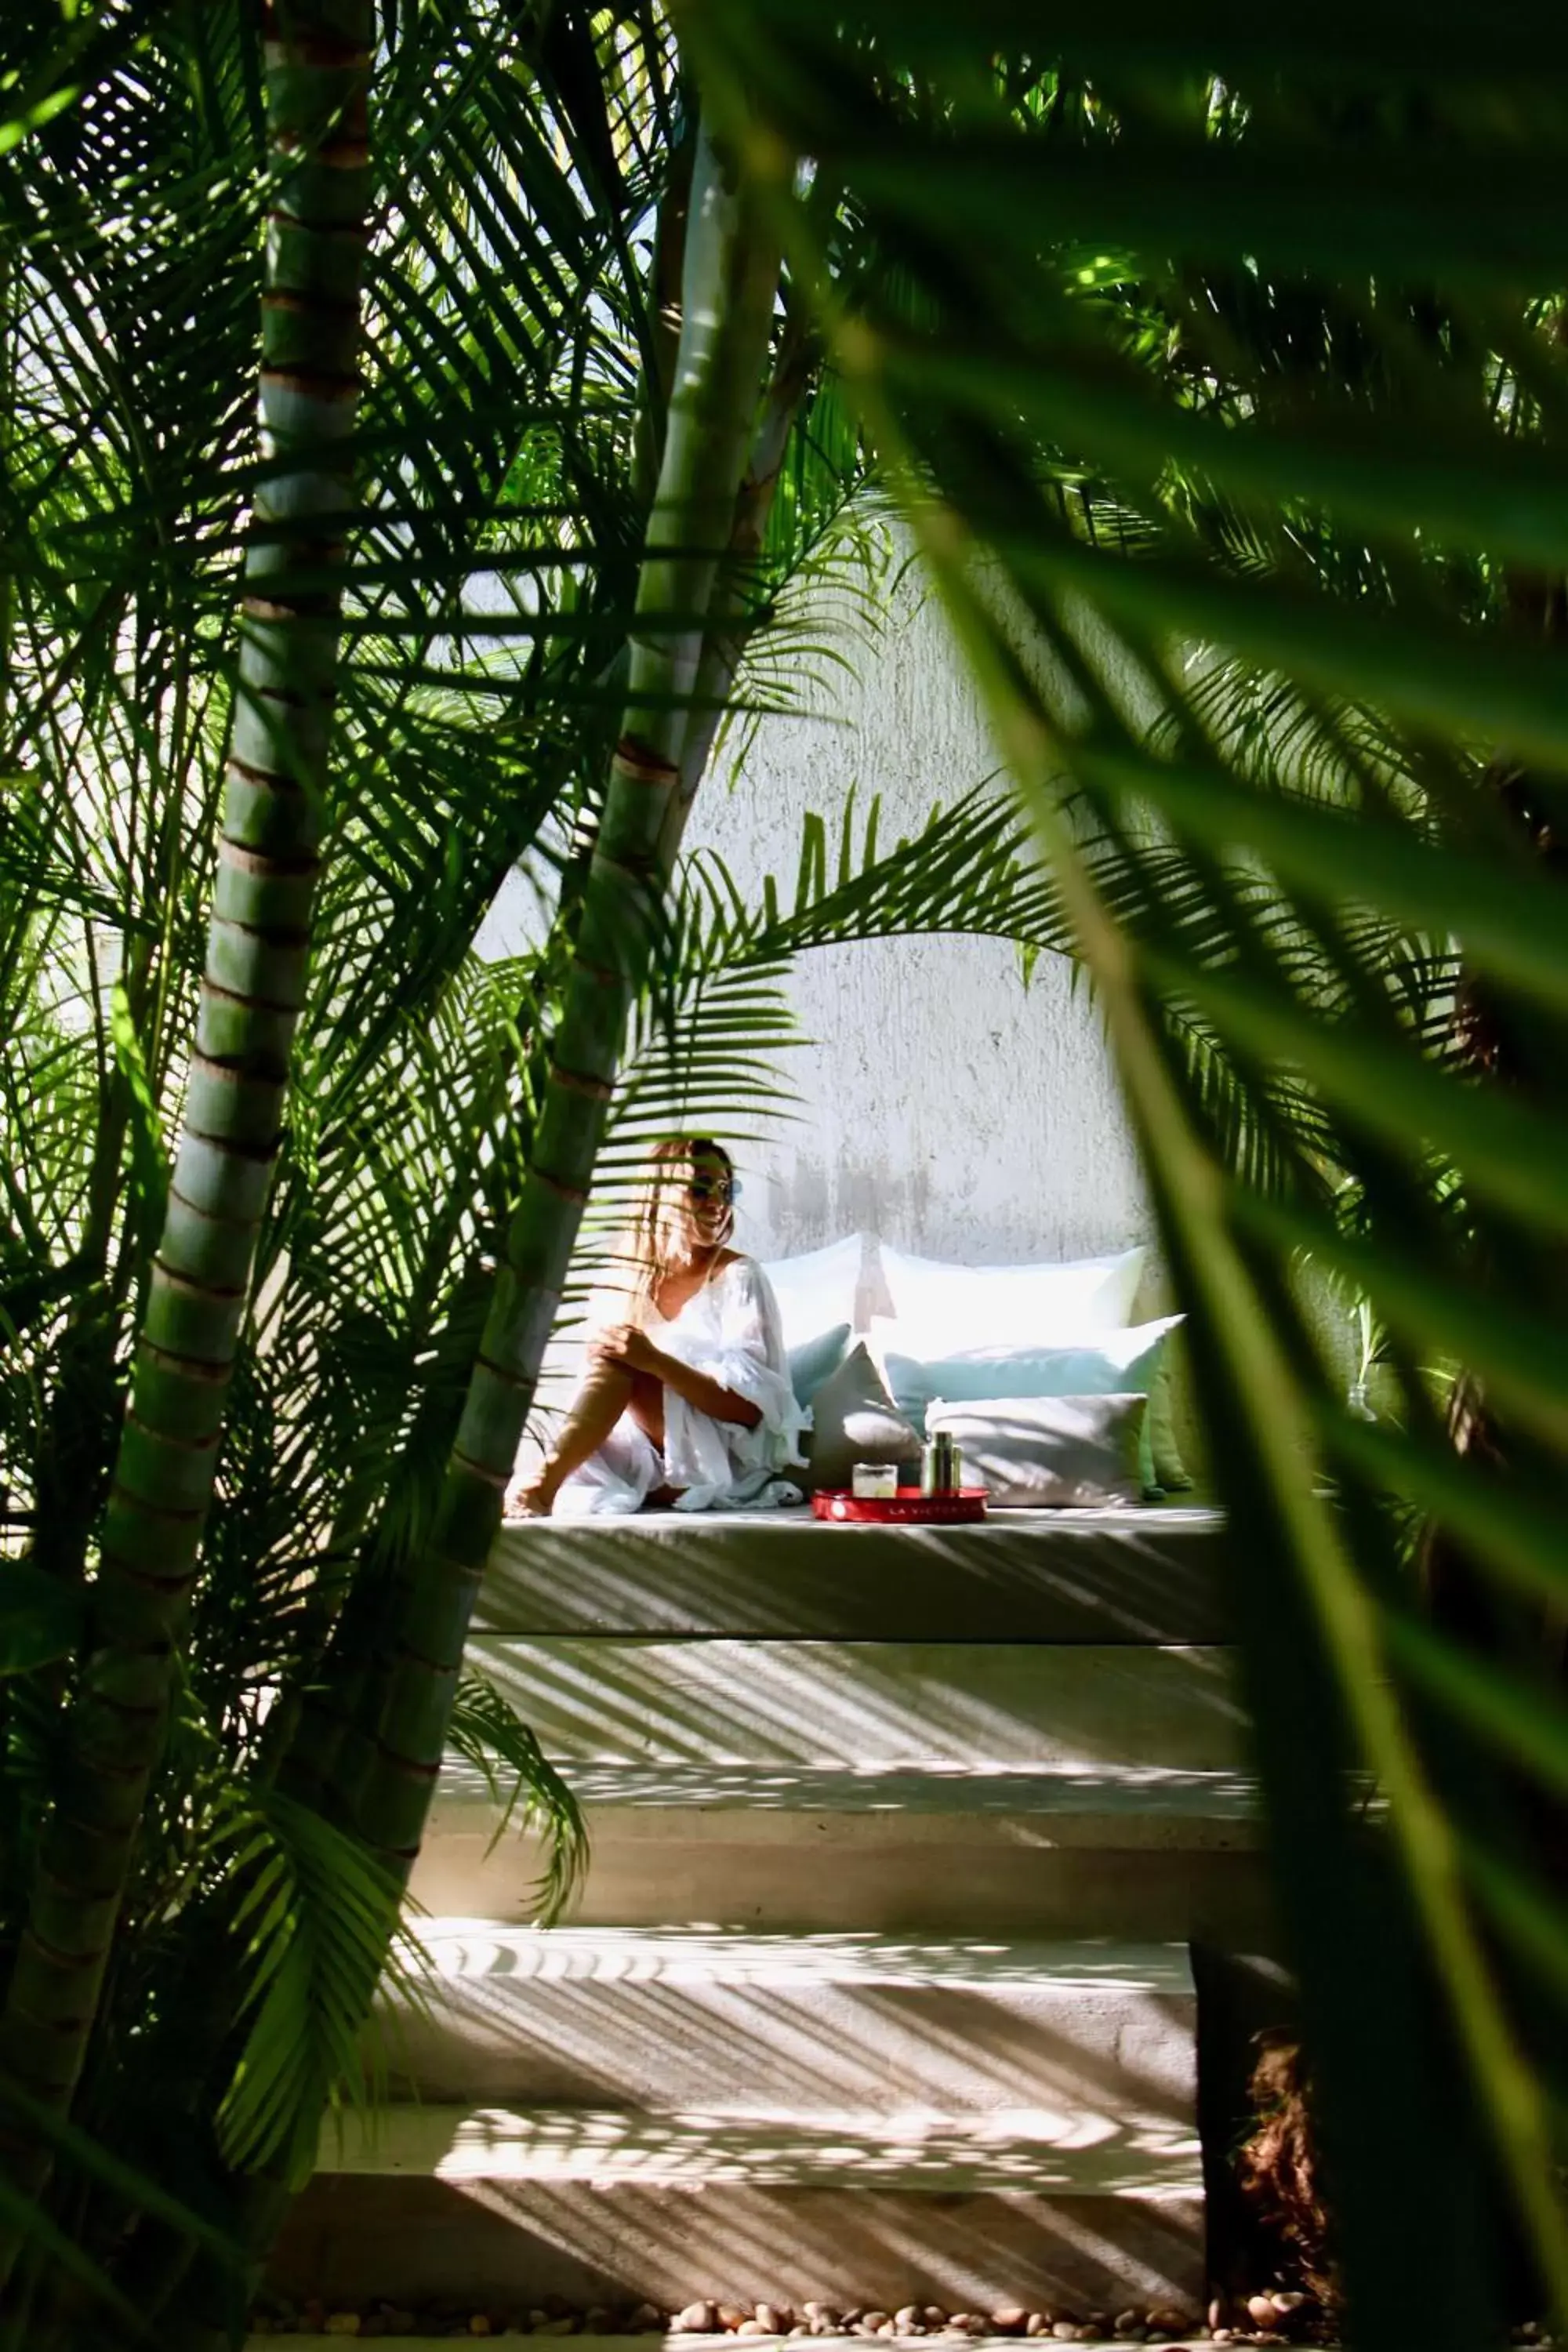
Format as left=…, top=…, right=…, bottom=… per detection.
left=477, top=1501, right=1229, bottom=1642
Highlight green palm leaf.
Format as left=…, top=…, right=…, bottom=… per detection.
left=684, top=5, right=1568, bottom=2335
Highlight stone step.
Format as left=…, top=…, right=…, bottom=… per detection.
left=478, top=1509, right=1230, bottom=1642
left=463, top=1641, right=1244, bottom=1773
left=387, top=1929, right=1196, bottom=2125
left=280, top=2111, right=1203, bottom=2315
left=318, top=2105, right=1202, bottom=2191
left=410, top=1764, right=1274, bottom=1944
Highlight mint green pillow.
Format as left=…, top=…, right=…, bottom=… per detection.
left=789, top=1323, right=852, bottom=1410
left=885, top=1316, right=1185, bottom=1498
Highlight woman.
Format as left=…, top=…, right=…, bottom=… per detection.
left=507, top=1138, right=807, bottom=1515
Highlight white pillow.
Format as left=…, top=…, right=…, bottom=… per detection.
left=873, top=1241, right=1146, bottom=1354
left=926, top=1392, right=1149, bottom=1508
left=760, top=1235, right=868, bottom=1351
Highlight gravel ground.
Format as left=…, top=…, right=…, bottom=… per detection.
left=245, top=2297, right=1559, bottom=2345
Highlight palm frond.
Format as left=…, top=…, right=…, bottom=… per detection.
left=446, top=1668, right=589, bottom=1926
left=684, top=7, right=1568, bottom=2333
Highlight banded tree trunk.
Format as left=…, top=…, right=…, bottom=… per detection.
left=296, top=114, right=782, bottom=1878
left=0, top=0, right=372, bottom=2278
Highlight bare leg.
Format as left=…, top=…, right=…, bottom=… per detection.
left=624, top=1370, right=666, bottom=1453
left=508, top=1359, right=638, bottom=1516
left=622, top=1371, right=682, bottom=1505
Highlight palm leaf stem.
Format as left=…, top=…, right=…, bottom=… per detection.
left=0, top=0, right=373, bottom=2270
left=662, top=296, right=820, bottom=857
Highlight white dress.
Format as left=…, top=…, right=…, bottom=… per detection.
left=554, top=1255, right=808, bottom=1515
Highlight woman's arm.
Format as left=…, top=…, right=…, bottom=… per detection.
left=592, top=1326, right=763, bottom=1428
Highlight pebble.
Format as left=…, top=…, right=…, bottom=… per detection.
left=260, top=2296, right=1345, bottom=2350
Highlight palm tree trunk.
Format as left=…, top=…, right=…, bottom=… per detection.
left=662, top=305, right=818, bottom=859
left=307, top=114, right=782, bottom=1875
left=0, top=0, right=372, bottom=2270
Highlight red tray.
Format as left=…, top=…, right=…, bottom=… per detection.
left=812, top=1487, right=989, bottom=1524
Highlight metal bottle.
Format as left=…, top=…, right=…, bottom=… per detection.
left=921, top=1431, right=955, bottom=1495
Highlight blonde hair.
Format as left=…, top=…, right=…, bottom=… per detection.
left=625, top=1137, right=735, bottom=1305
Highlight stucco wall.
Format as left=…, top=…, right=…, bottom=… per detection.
left=479, top=562, right=1150, bottom=1272
left=682, top=564, right=1149, bottom=1269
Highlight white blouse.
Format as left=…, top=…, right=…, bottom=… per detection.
left=554, top=1255, right=808, bottom=1515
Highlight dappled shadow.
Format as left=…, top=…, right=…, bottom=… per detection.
left=274, top=2165, right=1203, bottom=2313
left=477, top=1509, right=1231, bottom=1646
left=463, top=1639, right=1247, bottom=1774
left=383, top=1929, right=1197, bottom=2127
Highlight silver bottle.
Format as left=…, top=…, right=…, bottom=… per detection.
left=921, top=1431, right=956, bottom=1495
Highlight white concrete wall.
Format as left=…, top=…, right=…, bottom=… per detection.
left=477, top=561, right=1149, bottom=1275
left=684, top=564, right=1149, bottom=1269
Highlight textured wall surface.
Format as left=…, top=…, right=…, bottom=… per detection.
left=478, top=565, right=1149, bottom=1269
left=682, top=566, right=1149, bottom=1267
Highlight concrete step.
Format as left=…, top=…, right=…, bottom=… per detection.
left=387, top=1929, right=1196, bottom=2126
left=410, top=1764, right=1275, bottom=1944
left=281, top=2111, right=1203, bottom=2315
left=478, top=1508, right=1230, bottom=1642
left=319, top=2104, right=1202, bottom=2190
left=463, top=1640, right=1245, bottom=1773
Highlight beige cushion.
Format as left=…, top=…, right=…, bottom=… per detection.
left=805, top=1341, right=921, bottom=1493
left=925, top=1392, right=1148, bottom=1508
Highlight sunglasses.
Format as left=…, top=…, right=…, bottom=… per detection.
left=687, top=1171, right=739, bottom=1203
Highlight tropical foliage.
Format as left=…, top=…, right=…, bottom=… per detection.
left=0, top=5, right=1062, bottom=2339
left=677, top=5, right=1568, bottom=2341
left=6, top=0, right=1568, bottom=2345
